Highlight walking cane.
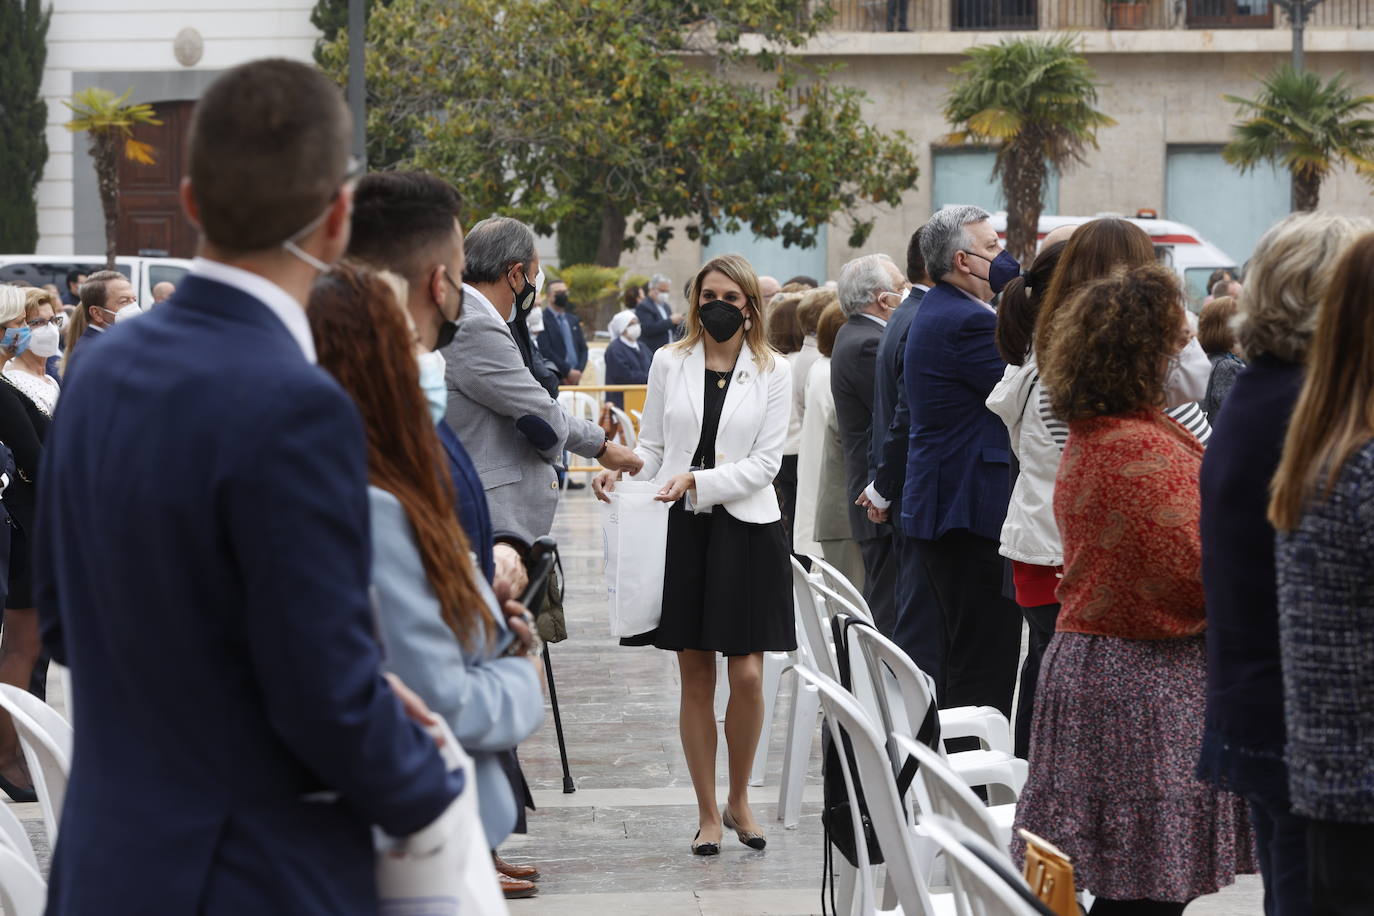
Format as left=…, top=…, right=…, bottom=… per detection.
left=524, top=537, right=576, bottom=794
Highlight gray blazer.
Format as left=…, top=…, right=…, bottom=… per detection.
left=369, top=487, right=545, bottom=849
left=829, top=314, right=885, bottom=542
left=442, top=289, right=605, bottom=544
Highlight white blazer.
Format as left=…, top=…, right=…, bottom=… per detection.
left=632, top=341, right=792, bottom=524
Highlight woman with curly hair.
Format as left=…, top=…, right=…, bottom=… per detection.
left=1011, top=265, right=1255, bottom=915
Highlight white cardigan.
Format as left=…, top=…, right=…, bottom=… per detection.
left=632, top=341, right=792, bottom=525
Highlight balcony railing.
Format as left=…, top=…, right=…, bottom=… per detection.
left=828, top=0, right=1367, bottom=29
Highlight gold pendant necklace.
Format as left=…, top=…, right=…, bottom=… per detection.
left=709, top=369, right=729, bottom=389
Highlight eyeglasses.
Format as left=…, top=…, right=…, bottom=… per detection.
left=27, top=315, right=64, bottom=330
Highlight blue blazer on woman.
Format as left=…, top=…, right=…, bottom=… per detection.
left=901, top=281, right=1011, bottom=542
left=603, top=338, right=652, bottom=408
left=34, top=273, right=461, bottom=916
left=370, top=487, right=544, bottom=848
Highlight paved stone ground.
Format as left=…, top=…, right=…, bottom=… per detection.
left=3, top=486, right=1263, bottom=914
left=502, top=487, right=1264, bottom=914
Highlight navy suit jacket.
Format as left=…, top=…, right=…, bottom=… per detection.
left=634, top=299, right=676, bottom=352
left=34, top=274, right=461, bottom=916
left=603, top=338, right=652, bottom=408
left=869, top=287, right=925, bottom=530
left=901, top=282, right=1011, bottom=542
left=536, top=307, right=589, bottom=379
left=438, top=419, right=496, bottom=583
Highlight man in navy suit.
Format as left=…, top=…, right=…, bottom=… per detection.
left=634, top=274, right=682, bottom=352
left=536, top=279, right=589, bottom=384
left=33, top=60, right=462, bottom=916
left=858, top=225, right=945, bottom=688
left=901, top=205, right=1022, bottom=717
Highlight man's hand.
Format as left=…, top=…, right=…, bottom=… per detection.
left=599, top=440, right=644, bottom=475
left=656, top=472, right=695, bottom=503
left=384, top=672, right=444, bottom=745
left=493, top=543, right=528, bottom=597
left=855, top=491, right=873, bottom=510
left=592, top=469, right=622, bottom=503
left=493, top=580, right=543, bottom=674
left=567, top=369, right=583, bottom=385
left=670, top=313, right=684, bottom=326
left=867, top=505, right=889, bottom=524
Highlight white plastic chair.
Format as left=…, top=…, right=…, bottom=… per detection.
left=919, top=814, right=1045, bottom=916
left=0, top=799, right=38, bottom=873
left=895, top=734, right=1016, bottom=854
left=0, top=685, right=73, bottom=847
left=0, top=843, right=46, bottom=916
left=798, top=665, right=954, bottom=916
left=557, top=390, right=600, bottom=422
left=608, top=405, right=638, bottom=448
left=809, top=555, right=870, bottom=621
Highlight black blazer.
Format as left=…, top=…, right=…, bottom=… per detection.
left=829, top=313, right=885, bottom=542
left=869, top=288, right=925, bottom=515
left=0, top=377, right=49, bottom=535
left=536, top=307, right=589, bottom=379
left=634, top=299, right=676, bottom=352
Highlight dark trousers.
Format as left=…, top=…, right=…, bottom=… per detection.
left=1248, top=796, right=1309, bottom=916
left=858, top=533, right=898, bottom=638
left=892, top=531, right=945, bottom=695
left=886, top=0, right=909, bottom=29
left=1307, top=819, right=1374, bottom=915
left=1013, top=602, right=1059, bottom=758
left=912, top=530, right=1021, bottom=717
left=774, top=454, right=799, bottom=555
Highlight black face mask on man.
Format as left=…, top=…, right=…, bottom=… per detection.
left=509, top=267, right=537, bottom=315
left=553, top=291, right=572, bottom=311
left=698, top=299, right=746, bottom=343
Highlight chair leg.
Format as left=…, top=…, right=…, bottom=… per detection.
left=835, top=857, right=860, bottom=916
left=778, top=676, right=819, bottom=828
left=749, top=651, right=787, bottom=786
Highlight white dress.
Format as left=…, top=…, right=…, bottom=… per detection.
left=3, top=365, right=58, bottom=416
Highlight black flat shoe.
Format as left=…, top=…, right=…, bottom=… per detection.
left=723, top=806, right=767, bottom=850
left=691, top=829, right=720, bottom=856
left=0, top=772, right=35, bottom=804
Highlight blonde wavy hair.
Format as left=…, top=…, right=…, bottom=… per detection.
left=22, top=287, right=58, bottom=322
left=672, top=253, right=775, bottom=371
left=1237, top=211, right=1372, bottom=364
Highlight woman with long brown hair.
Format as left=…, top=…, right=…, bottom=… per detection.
left=308, top=263, right=544, bottom=857
left=593, top=253, right=794, bottom=855
left=1270, top=232, right=1374, bottom=910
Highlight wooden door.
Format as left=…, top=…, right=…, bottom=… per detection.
left=117, top=99, right=198, bottom=258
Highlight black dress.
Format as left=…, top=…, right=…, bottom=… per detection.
left=647, top=369, right=796, bottom=656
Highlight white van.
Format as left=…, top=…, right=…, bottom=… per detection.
left=0, top=256, right=193, bottom=308
left=988, top=212, right=1237, bottom=311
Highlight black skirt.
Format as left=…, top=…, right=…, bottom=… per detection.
left=633, top=500, right=796, bottom=656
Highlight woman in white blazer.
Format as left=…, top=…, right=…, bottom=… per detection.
left=594, top=253, right=795, bottom=857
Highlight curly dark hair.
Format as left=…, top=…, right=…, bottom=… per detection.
left=1040, top=264, right=1187, bottom=421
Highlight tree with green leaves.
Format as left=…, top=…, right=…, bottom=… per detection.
left=64, top=88, right=161, bottom=268
left=318, top=0, right=919, bottom=267
left=0, top=0, right=52, bottom=253
left=943, top=36, right=1115, bottom=264
left=1224, top=66, right=1374, bottom=212
left=310, top=0, right=390, bottom=63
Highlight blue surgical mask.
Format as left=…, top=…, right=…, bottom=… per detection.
left=1, top=326, right=32, bottom=357
left=417, top=349, right=448, bottom=426
left=965, top=249, right=1021, bottom=294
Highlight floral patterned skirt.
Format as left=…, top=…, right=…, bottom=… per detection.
left=1011, top=632, right=1257, bottom=902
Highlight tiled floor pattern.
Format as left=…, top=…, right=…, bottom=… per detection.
left=5, top=486, right=1263, bottom=914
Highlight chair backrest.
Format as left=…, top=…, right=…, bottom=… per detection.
left=608, top=405, right=637, bottom=447
left=0, top=685, right=72, bottom=847
left=919, top=814, right=1045, bottom=916
left=791, top=558, right=838, bottom=681
left=0, top=797, right=38, bottom=873
left=809, top=554, right=870, bottom=616
left=0, top=843, right=46, bottom=916
left=893, top=734, right=1005, bottom=851
left=798, top=665, right=942, bottom=916
left=848, top=618, right=938, bottom=750
left=557, top=390, right=601, bottom=422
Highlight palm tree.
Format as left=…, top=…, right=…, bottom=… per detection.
left=943, top=36, right=1115, bottom=264
left=64, top=88, right=160, bottom=268
left=1224, top=66, right=1374, bottom=212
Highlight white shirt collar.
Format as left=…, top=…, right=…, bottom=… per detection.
left=191, top=257, right=316, bottom=363
left=914, top=283, right=931, bottom=293
left=950, top=282, right=995, bottom=313
left=861, top=312, right=888, bottom=328
left=462, top=283, right=513, bottom=338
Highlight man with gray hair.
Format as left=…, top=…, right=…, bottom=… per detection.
left=830, top=252, right=905, bottom=634
left=635, top=273, right=681, bottom=351
left=901, top=205, right=1022, bottom=717
left=443, top=215, right=642, bottom=546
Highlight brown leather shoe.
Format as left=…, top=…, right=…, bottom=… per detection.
left=493, top=853, right=541, bottom=881
left=498, top=872, right=538, bottom=899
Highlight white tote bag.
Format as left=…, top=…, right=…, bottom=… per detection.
left=376, top=718, right=508, bottom=916
left=602, top=480, right=670, bottom=638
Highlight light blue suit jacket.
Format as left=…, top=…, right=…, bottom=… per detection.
left=368, top=487, right=545, bottom=848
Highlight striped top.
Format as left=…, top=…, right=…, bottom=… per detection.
left=1040, top=388, right=1211, bottom=452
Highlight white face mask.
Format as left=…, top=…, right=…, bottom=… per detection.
left=624, top=323, right=642, bottom=343
left=417, top=349, right=448, bottom=426
left=654, top=291, right=670, bottom=305
left=526, top=307, right=544, bottom=335
left=28, top=324, right=60, bottom=358
left=115, top=304, right=143, bottom=323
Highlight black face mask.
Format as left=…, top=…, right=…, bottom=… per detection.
left=437, top=273, right=462, bottom=350
left=510, top=268, right=536, bottom=315
left=698, top=299, right=746, bottom=343
left=553, top=291, right=571, bottom=311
